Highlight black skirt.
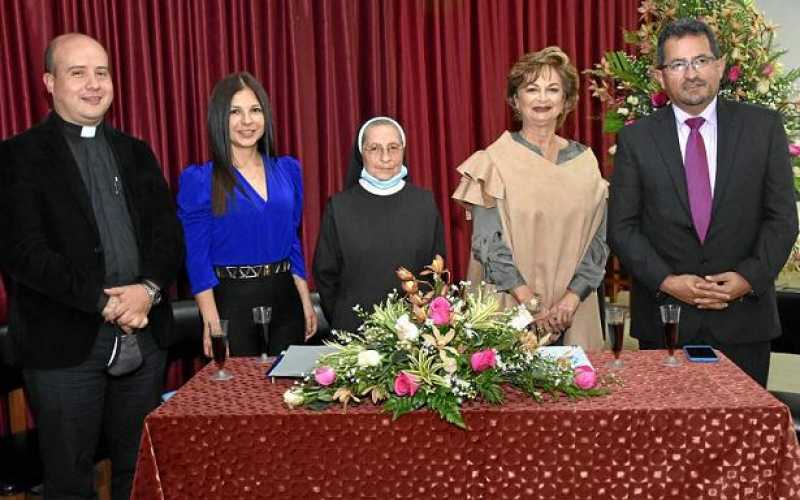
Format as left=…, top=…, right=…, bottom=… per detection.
left=214, top=272, right=305, bottom=356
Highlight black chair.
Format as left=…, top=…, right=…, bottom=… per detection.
left=167, top=294, right=331, bottom=350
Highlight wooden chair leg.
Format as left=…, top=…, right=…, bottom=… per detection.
left=8, top=388, right=27, bottom=434
left=95, top=458, right=112, bottom=500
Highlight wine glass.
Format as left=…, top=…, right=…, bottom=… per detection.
left=605, top=305, right=627, bottom=369
left=209, top=320, right=233, bottom=381
left=252, top=306, right=272, bottom=364
left=659, top=304, right=681, bottom=367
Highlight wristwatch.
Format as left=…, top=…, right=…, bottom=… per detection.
left=141, top=281, right=162, bottom=305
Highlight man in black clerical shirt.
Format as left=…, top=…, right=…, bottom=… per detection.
left=0, top=33, right=183, bottom=499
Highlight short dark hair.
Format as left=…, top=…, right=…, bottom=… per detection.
left=657, top=18, right=721, bottom=66
left=207, top=71, right=276, bottom=215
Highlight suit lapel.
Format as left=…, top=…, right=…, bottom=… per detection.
left=711, top=99, right=740, bottom=217
left=35, top=114, right=99, bottom=234
left=650, top=107, right=692, bottom=219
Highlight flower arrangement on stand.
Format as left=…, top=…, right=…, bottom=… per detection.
left=585, top=0, right=800, bottom=278
left=283, top=256, right=610, bottom=429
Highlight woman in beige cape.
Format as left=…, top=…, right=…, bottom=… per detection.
left=452, top=47, right=609, bottom=351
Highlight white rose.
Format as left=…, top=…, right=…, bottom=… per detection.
left=626, top=95, right=639, bottom=105
left=283, top=389, right=304, bottom=408
left=757, top=79, right=770, bottom=94
left=617, top=107, right=629, bottom=116
left=395, top=314, right=419, bottom=342
left=357, top=350, right=382, bottom=368
left=510, top=307, right=534, bottom=331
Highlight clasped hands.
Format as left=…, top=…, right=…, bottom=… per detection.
left=659, top=272, right=752, bottom=309
left=513, top=285, right=580, bottom=336
left=101, top=284, right=153, bottom=333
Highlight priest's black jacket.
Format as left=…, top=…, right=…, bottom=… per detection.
left=0, top=113, right=184, bottom=369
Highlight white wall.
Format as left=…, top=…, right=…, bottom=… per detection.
left=757, top=0, right=800, bottom=73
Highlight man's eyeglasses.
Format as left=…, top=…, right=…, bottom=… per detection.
left=363, top=143, right=403, bottom=156
left=659, top=55, right=717, bottom=73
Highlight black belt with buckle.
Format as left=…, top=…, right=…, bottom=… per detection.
left=214, top=261, right=291, bottom=280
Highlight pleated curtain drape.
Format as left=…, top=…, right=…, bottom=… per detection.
left=0, top=0, right=638, bottom=290
left=0, top=0, right=640, bottom=436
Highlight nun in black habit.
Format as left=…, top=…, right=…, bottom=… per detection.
left=312, top=116, right=446, bottom=334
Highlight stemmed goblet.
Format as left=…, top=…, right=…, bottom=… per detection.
left=606, top=305, right=627, bottom=369
left=660, top=304, right=681, bottom=367
left=253, top=306, right=272, bottom=364
left=209, top=319, right=233, bottom=381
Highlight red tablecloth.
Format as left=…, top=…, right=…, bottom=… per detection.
left=132, top=351, right=800, bottom=499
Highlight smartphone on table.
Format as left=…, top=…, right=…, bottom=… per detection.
left=683, top=345, right=720, bottom=363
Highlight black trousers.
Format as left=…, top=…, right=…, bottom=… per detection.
left=215, top=271, right=305, bottom=356
left=24, top=324, right=166, bottom=500
left=637, top=328, right=771, bottom=387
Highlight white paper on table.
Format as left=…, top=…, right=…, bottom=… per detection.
left=535, top=345, right=593, bottom=370
left=266, top=345, right=339, bottom=378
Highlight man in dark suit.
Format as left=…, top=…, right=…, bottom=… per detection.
left=0, top=33, right=183, bottom=498
left=608, top=18, right=797, bottom=387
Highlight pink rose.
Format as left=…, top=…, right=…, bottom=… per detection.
left=650, top=91, right=668, bottom=108
left=789, top=144, right=800, bottom=157
left=625, top=119, right=636, bottom=126
left=762, top=63, right=774, bottom=77
left=428, top=297, right=452, bottom=326
left=470, top=349, right=497, bottom=373
left=394, top=371, right=420, bottom=397
left=314, top=366, right=336, bottom=386
left=574, top=365, right=597, bottom=390
left=728, top=65, right=742, bottom=82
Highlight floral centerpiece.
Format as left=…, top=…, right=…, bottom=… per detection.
left=283, top=256, right=609, bottom=429
left=585, top=0, right=800, bottom=278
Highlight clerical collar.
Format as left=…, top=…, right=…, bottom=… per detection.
left=56, top=113, right=104, bottom=139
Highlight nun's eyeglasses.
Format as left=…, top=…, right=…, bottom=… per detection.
left=364, top=143, right=403, bottom=156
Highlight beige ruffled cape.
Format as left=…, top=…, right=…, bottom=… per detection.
left=452, top=131, right=608, bottom=351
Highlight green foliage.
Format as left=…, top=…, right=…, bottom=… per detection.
left=475, top=370, right=505, bottom=405
left=427, top=388, right=466, bottom=429
left=603, top=111, right=626, bottom=134
left=282, top=260, right=609, bottom=428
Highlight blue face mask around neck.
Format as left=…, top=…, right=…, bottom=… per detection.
left=360, top=165, right=408, bottom=190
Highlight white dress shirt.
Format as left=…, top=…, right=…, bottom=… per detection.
left=672, top=96, right=718, bottom=194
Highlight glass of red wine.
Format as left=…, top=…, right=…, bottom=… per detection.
left=605, top=305, right=627, bottom=369
left=209, top=320, right=233, bottom=381
left=659, top=304, right=681, bottom=367
left=252, top=306, right=272, bottom=364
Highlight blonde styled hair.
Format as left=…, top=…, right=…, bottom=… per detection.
left=506, top=46, right=579, bottom=126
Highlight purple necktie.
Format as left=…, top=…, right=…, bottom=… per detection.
left=684, top=117, right=712, bottom=242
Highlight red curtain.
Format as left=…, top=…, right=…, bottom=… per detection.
left=0, top=0, right=638, bottom=288
left=0, top=0, right=639, bottom=436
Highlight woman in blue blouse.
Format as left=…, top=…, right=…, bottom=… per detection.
left=178, top=72, right=317, bottom=356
